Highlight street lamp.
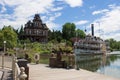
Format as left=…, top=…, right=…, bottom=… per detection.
left=2, top=41, right=6, bottom=69
left=74, top=42, right=79, bottom=70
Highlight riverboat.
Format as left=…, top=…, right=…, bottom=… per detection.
left=74, top=24, right=110, bottom=55
left=74, top=35, right=107, bottom=54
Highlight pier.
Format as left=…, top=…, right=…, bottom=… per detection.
left=29, top=63, right=119, bottom=80
left=0, top=55, right=120, bottom=80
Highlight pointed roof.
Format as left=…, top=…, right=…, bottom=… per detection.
left=33, top=14, right=42, bottom=22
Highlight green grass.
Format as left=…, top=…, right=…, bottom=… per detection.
left=39, top=58, right=49, bottom=64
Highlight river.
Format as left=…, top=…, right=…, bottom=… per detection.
left=76, top=51, right=120, bottom=79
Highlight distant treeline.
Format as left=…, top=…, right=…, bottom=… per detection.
left=106, top=38, right=120, bottom=51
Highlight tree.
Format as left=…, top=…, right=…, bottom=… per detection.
left=19, top=25, right=24, bottom=35
left=107, top=38, right=120, bottom=50
left=108, top=38, right=116, bottom=49
left=0, top=30, right=4, bottom=47
left=1, top=25, right=18, bottom=48
left=75, top=29, right=86, bottom=38
left=48, top=30, right=63, bottom=43
left=62, top=23, right=76, bottom=40
left=18, top=25, right=24, bottom=40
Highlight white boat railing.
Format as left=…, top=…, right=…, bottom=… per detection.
left=75, top=49, right=103, bottom=54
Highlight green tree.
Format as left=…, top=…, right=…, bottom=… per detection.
left=62, top=23, right=76, bottom=40
left=18, top=25, right=24, bottom=40
left=76, top=29, right=86, bottom=38
left=1, top=25, right=18, bottom=48
left=48, top=30, right=63, bottom=43
left=19, top=25, right=24, bottom=35
left=107, top=38, right=120, bottom=50
left=108, top=38, right=116, bottom=49
left=48, top=30, right=52, bottom=41
left=0, top=30, right=4, bottom=47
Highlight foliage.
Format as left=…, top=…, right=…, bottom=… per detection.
left=48, top=30, right=63, bottom=43
left=19, top=25, right=24, bottom=35
left=0, top=25, right=18, bottom=48
left=76, top=29, right=86, bottom=38
left=17, top=22, right=85, bottom=47
left=62, top=23, right=76, bottom=40
left=107, top=38, right=120, bottom=51
left=0, top=30, right=4, bottom=47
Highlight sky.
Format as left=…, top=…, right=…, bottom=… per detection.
left=0, top=0, right=120, bottom=41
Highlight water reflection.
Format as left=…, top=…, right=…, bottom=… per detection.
left=77, top=54, right=102, bottom=71
left=76, top=52, right=120, bottom=79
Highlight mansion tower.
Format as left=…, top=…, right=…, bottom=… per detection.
left=21, top=14, right=48, bottom=43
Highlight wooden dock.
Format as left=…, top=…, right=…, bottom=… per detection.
left=29, top=64, right=119, bottom=80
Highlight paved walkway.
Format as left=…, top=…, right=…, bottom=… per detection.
left=0, top=68, right=13, bottom=80
left=0, top=55, right=13, bottom=80
left=0, top=71, right=3, bottom=80
left=29, top=64, right=119, bottom=80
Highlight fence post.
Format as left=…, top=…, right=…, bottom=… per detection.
left=18, top=67, right=27, bottom=80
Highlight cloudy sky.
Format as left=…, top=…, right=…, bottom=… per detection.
left=0, top=0, right=120, bottom=41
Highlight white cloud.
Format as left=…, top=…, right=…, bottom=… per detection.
left=13, top=0, right=54, bottom=19
left=0, top=0, right=84, bottom=30
left=0, top=0, right=64, bottom=30
left=92, top=5, right=120, bottom=41
left=108, top=4, right=117, bottom=9
left=0, top=6, right=6, bottom=13
left=43, top=12, right=62, bottom=30
left=49, top=13, right=61, bottom=21
left=63, top=0, right=83, bottom=7
left=51, top=7, right=63, bottom=11
left=89, top=5, right=96, bottom=9
left=46, top=21, right=59, bottom=30
left=92, top=9, right=109, bottom=15
left=0, top=0, right=5, bottom=6
left=75, top=20, right=88, bottom=25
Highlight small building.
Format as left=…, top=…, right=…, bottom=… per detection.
left=21, top=14, right=49, bottom=43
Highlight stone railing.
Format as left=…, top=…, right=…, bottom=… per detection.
left=12, top=55, right=27, bottom=80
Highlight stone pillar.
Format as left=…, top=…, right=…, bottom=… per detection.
left=12, top=56, right=18, bottom=80
left=17, top=59, right=29, bottom=80
left=18, top=67, right=27, bottom=80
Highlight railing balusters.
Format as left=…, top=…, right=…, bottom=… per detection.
left=12, top=55, right=27, bottom=80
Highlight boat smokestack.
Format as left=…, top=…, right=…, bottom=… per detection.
left=91, top=24, right=94, bottom=36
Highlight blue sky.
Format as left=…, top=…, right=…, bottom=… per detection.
left=0, top=0, right=120, bottom=41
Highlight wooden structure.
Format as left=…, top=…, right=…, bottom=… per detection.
left=49, top=53, right=67, bottom=68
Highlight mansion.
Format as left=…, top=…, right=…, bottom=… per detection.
left=21, top=14, right=49, bottom=43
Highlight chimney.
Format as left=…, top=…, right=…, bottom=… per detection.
left=91, top=24, right=94, bottom=36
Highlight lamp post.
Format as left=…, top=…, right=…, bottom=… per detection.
left=2, top=41, right=6, bottom=69
left=74, top=31, right=79, bottom=70
left=74, top=42, right=79, bottom=70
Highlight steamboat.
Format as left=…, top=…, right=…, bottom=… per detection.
left=74, top=24, right=110, bottom=55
